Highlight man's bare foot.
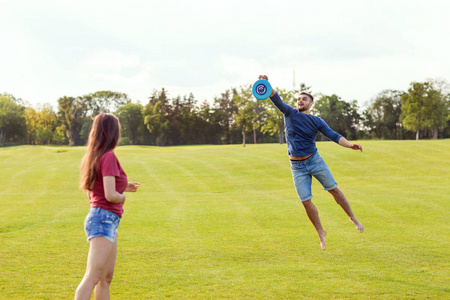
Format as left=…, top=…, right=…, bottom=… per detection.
left=350, top=218, right=364, bottom=233
left=318, top=229, right=327, bottom=250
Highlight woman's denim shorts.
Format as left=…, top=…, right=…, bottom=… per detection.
left=84, top=207, right=120, bottom=243
left=290, top=152, right=337, bottom=202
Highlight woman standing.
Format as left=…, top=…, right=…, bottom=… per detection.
left=75, top=113, right=140, bottom=300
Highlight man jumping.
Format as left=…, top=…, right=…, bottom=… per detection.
left=260, top=75, right=364, bottom=250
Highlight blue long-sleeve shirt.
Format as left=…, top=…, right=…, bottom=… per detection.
left=270, top=92, right=343, bottom=156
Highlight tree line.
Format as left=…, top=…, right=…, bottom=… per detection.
left=1, top=79, right=449, bottom=147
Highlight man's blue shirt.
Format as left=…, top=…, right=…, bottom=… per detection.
left=270, top=92, right=343, bottom=156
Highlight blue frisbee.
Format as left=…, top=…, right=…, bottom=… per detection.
left=252, top=79, right=272, bottom=100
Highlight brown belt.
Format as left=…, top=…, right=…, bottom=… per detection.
left=290, top=154, right=313, bottom=161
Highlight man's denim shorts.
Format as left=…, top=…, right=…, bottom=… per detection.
left=290, top=152, right=337, bottom=202
left=84, top=207, right=120, bottom=243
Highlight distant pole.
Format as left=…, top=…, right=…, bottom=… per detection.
left=293, top=67, right=296, bottom=90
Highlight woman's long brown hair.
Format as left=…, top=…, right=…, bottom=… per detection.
left=80, top=113, right=121, bottom=190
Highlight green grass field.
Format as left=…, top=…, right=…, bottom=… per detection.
left=0, top=140, right=449, bottom=299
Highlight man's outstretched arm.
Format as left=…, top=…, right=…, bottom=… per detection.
left=338, top=137, right=363, bottom=152
left=258, top=75, right=295, bottom=116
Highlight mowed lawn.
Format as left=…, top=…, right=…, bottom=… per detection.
left=0, top=140, right=449, bottom=299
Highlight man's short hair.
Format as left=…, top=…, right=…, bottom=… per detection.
left=300, top=92, right=314, bottom=102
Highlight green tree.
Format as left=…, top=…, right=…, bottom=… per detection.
left=196, top=100, right=220, bottom=144
left=0, top=95, right=27, bottom=145
left=180, top=93, right=199, bottom=144
left=167, top=93, right=199, bottom=145
left=312, top=94, right=361, bottom=140
left=57, top=96, right=88, bottom=146
left=1, top=92, right=24, bottom=104
left=36, top=104, right=58, bottom=144
left=25, top=104, right=61, bottom=145
left=364, top=90, right=403, bottom=139
left=424, top=79, right=449, bottom=139
left=82, top=91, right=130, bottom=117
left=248, top=98, right=268, bottom=144
left=143, top=101, right=170, bottom=146
left=213, top=89, right=238, bottom=144
left=143, top=89, right=172, bottom=146
left=75, top=91, right=131, bottom=145
left=25, top=107, right=38, bottom=144
left=53, top=126, right=67, bottom=145
left=116, top=103, right=144, bottom=145
left=148, top=88, right=170, bottom=110
left=401, top=82, right=427, bottom=140
left=400, top=82, right=446, bottom=140
left=79, top=120, right=93, bottom=145
left=234, top=85, right=254, bottom=147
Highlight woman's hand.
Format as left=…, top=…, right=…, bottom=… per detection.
left=125, top=181, right=140, bottom=192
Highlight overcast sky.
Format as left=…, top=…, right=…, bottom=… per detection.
left=1, top=0, right=449, bottom=109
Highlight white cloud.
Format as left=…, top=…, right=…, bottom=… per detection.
left=78, top=50, right=143, bottom=81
